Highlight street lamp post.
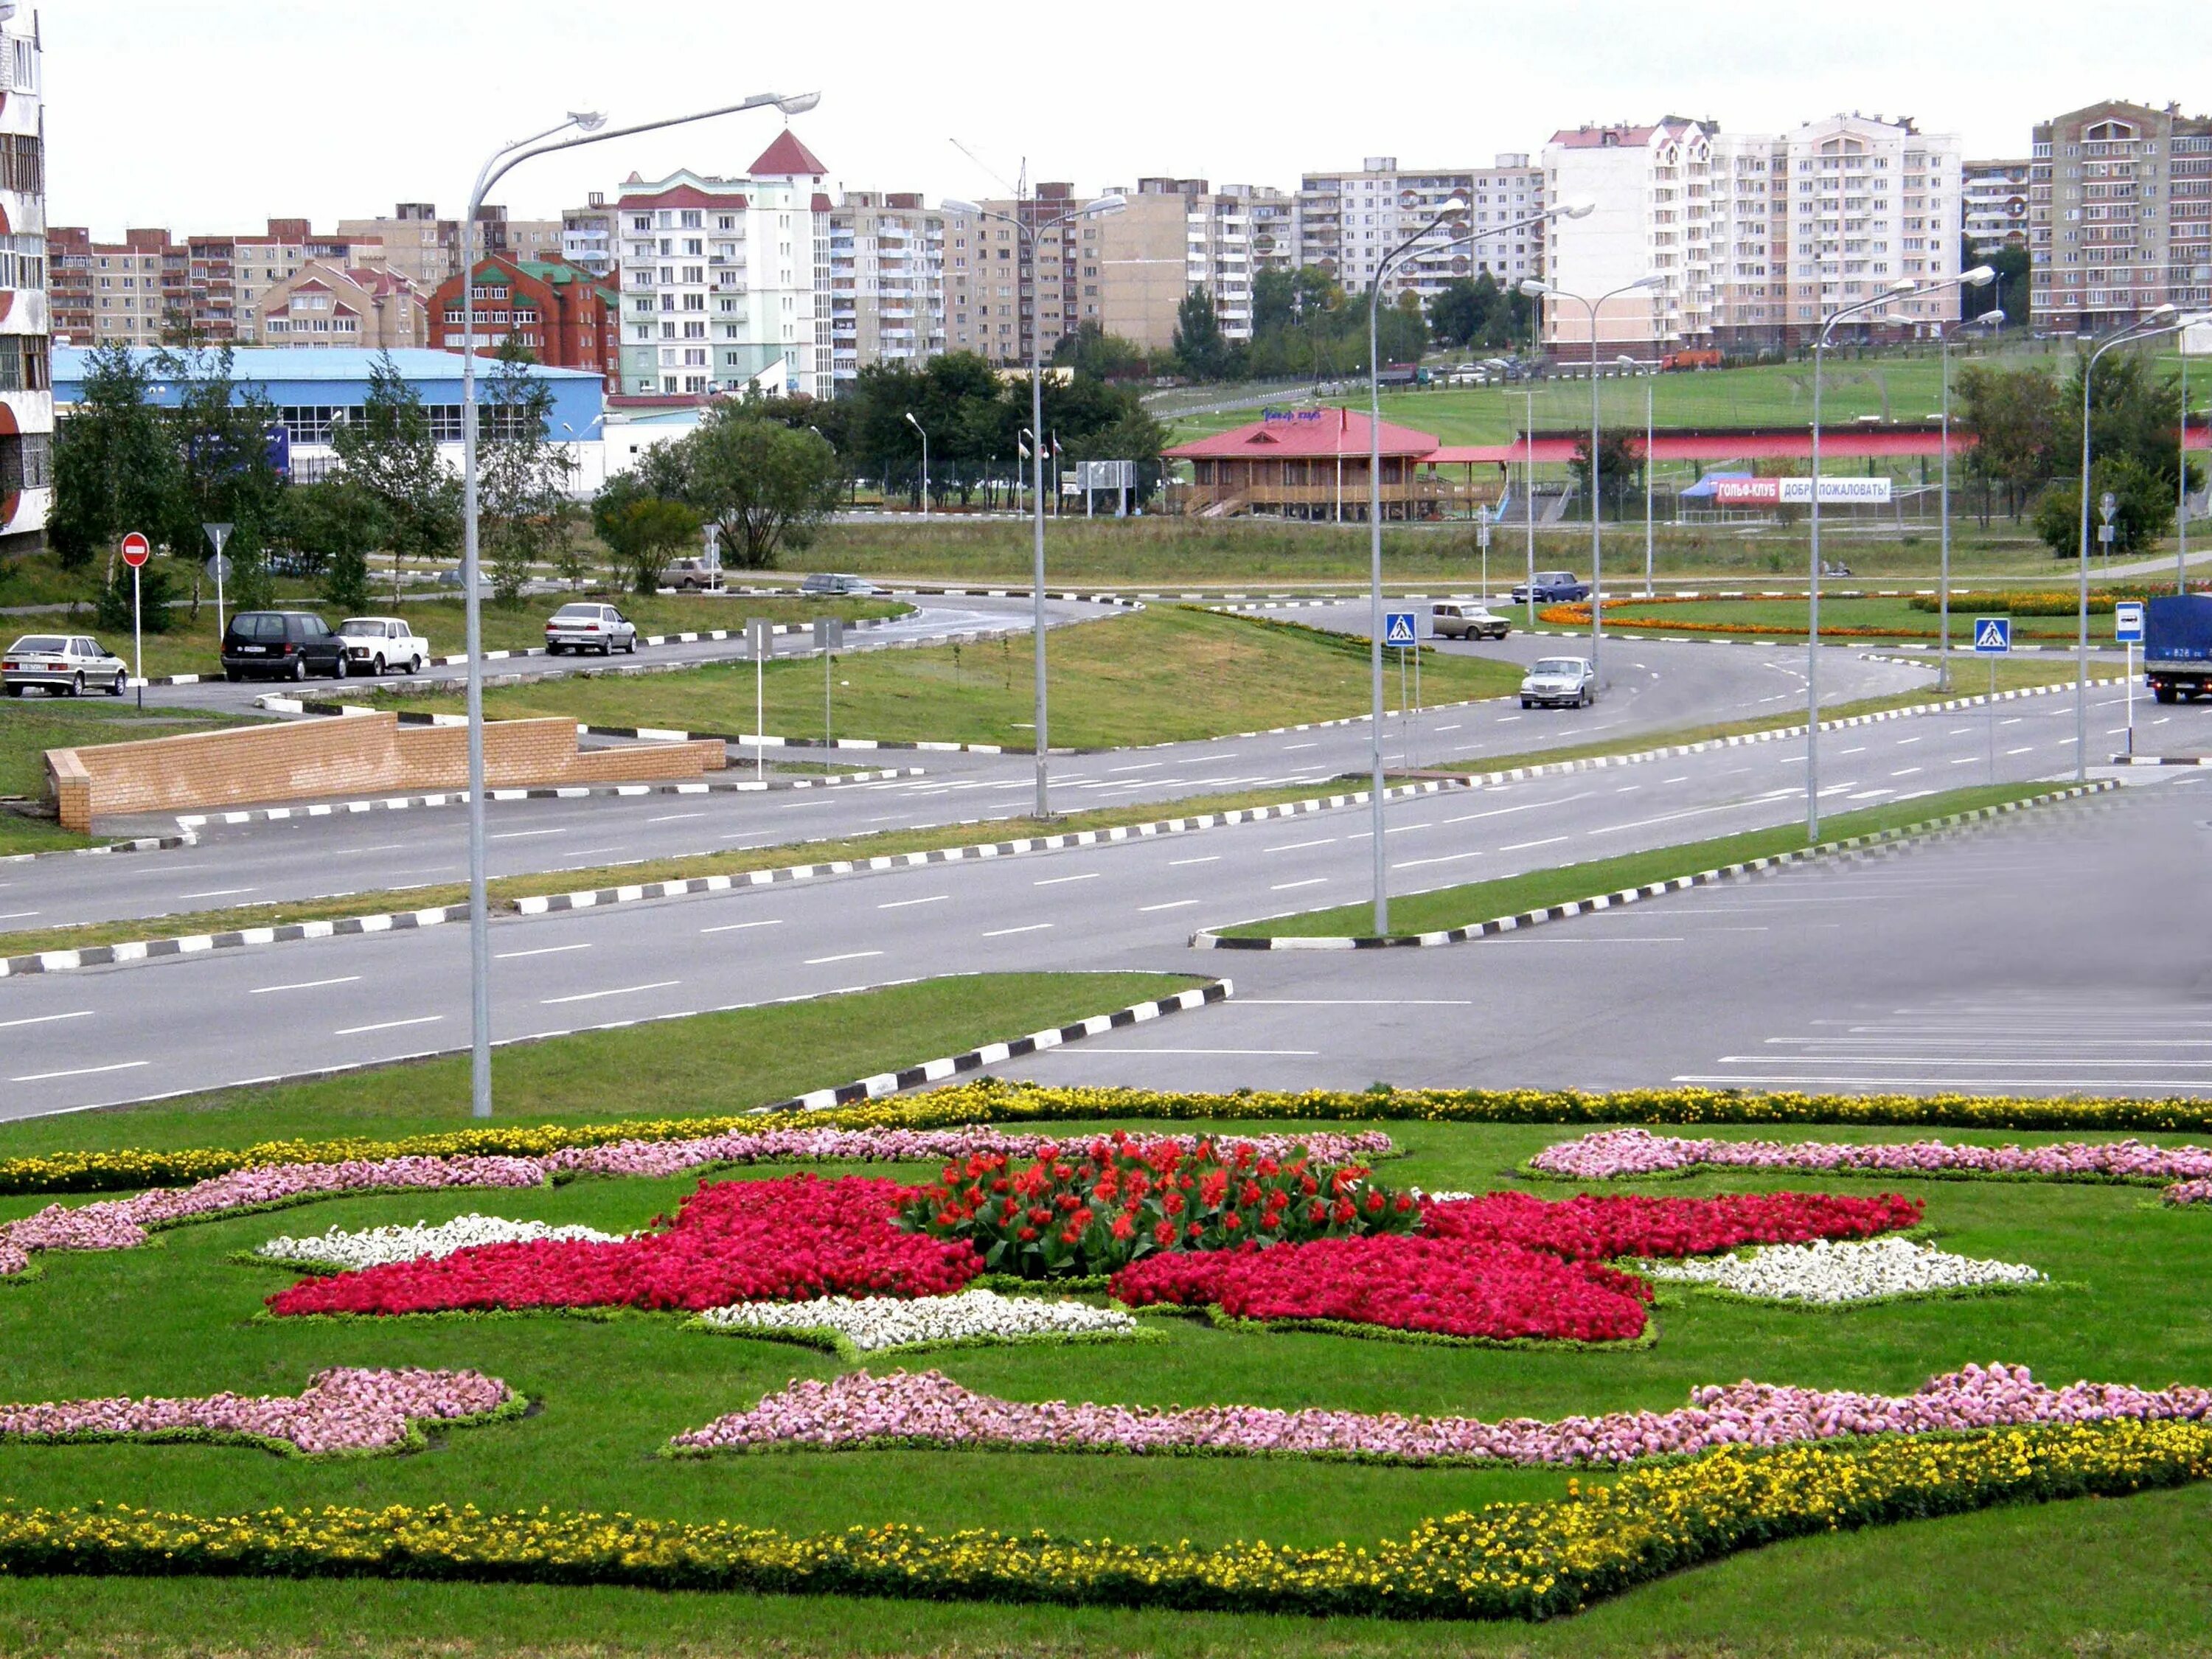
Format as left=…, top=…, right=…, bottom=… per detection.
left=456, top=89, right=819, bottom=1121
left=1938, top=307, right=2004, bottom=691
left=942, top=194, right=1127, bottom=819
left=1522, top=387, right=1538, bottom=627
left=904, top=410, right=928, bottom=517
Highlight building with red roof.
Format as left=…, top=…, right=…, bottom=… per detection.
left=249, top=262, right=426, bottom=350
left=1164, top=406, right=1489, bottom=521
left=427, top=254, right=617, bottom=378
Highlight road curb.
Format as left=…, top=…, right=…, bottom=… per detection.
left=2107, top=754, right=2212, bottom=765
left=1190, top=781, right=2118, bottom=951
left=1, top=830, right=195, bottom=864
left=0, top=901, right=470, bottom=978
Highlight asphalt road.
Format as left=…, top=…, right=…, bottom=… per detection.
left=3, top=676, right=2199, bottom=1114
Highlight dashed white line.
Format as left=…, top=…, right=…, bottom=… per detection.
left=12, top=1060, right=149, bottom=1082
left=540, top=980, right=680, bottom=1006
left=334, top=1015, right=444, bottom=1036
left=981, top=924, right=1052, bottom=938
left=0, top=1009, right=93, bottom=1031
left=805, top=949, right=886, bottom=964
left=701, top=919, right=784, bottom=934
left=248, top=975, right=363, bottom=995
left=495, top=943, right=594, bottom=960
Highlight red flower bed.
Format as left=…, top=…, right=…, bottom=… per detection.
left=1111, top=1235, right=1653, bottom=1344
left=1419, top=1189, right=1921, bottom=1261
left=894, top=1131, right=1419, bottom=1280
left=267, top=1175, right=978, bottom=1318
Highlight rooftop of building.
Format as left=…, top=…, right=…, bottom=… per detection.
left=748, top=128, right=829, bottom=179
left=1164, top=407, right=1441, bottom=461
left=54, top=347, right=604, bottom=386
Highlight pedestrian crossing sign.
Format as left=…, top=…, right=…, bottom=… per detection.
left=1383, top=610, right=1419, bottom=647
left=1972, top=616, right=2011, bottom=655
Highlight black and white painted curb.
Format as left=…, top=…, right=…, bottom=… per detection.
left=167, top=768, right=926, bottom=828
left=0, top=780, right=1471, bottom=978
left=0, top=830, right=195, bottom=864
left=2109, top=753, right=2212, bottom=765
left=1192, top=782, right=2117, bottom=951
left=760, top=980, right=1234, bottom=1112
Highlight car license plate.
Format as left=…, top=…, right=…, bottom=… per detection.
left=240, top=645, right=265, bottom=653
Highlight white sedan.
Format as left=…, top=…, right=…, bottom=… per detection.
left=3, top=633, right=129, bottom=698
left=1520, top=655, right=1596, bottom=709
left=335, top=616, right=431, bottom=676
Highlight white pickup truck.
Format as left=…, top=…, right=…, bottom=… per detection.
left=335, top=616, right=431, bottom=676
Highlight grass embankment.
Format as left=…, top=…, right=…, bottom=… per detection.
left=1583, top=592, right=2154, bottom=644
left=3, top=1100, right=2211, bottom=1652
left=0, top=703, right=264, bottom=855
left=7, top=592, right=905, bottom=682
left=371, top=605, right=1524, bottom=749
left=1219, top=783, right=2059, bottom=939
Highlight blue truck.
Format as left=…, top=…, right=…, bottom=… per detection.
left=2145, top=594, right=2212, bottom=703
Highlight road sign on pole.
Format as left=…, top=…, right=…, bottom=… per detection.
left=2100, top=491, right=2118, bottom=524
left=2114, top=602, right=2146, bottom=644
left=119, top=531, right=150, bottom=568
left=1972, top=616, right=2012, bottom=655
left=746, top=618, right=773, bottom=783
left=1382, top=608, right=1419, bottom=647
left=120, top=532, right=150, bottom=709
left=202, top=522, right=232, bottom=639
left=813, top=616, right=844, bottom=751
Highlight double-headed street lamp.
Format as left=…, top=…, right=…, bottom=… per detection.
left=1937, top=307, right=2006, bottom=690
left=942, top=193, right=1126, bottom=819
left=1360, top=198, right=1590, bottom=935
left=456, top=89, right=820, bottom=1121
left=1802, top=265, right=1992, bottom=840
left=1520, top=274, right=1664, bottom=680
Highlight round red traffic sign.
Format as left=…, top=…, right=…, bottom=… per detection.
left=119, top=532, right=151, bottom=568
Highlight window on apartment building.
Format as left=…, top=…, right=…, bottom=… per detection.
left=682, top=265, right=703, bottom=283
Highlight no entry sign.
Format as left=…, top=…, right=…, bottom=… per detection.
left=119, top=532, right=151, bottom=568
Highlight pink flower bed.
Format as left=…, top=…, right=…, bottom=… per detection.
left=0, top=1367, right=515, bottom=1457
left=672, top=1362, right=2212, bottom=1464
left=1531, top=1126, right=2212, bottom=1197
left=266, top=1175, right=980, bottom=1318
left=2165, top=1178, right=2212, bottom=1206
left=1419, top=1189, right=1923, bottom=1260
left=1110, top=1234, right=1656, bottom=1344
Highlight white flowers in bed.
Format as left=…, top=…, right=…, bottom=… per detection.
left=1639, top=1236, right=2043, bottom=1304
left=254, top=1214, right=625, bottom=1271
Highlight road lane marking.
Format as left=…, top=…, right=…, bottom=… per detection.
left=1500, top=835, right=1569, bottom=852
left=647, top=811, right=706, bottom=823
left=540, top=980, right=681, bottom=1005
left=1270, top=877, right=1327, bottom=891
left=1169, top=855, right=1220, bottom=866
left=0, top=910, right=37, bottom=921
left=248, top=975, right=362, bottom=995
left=488, top=829, right=566, bottom=840
left=980, top=924, right=1053, bottom=938
left=1085, top=1047, right=1320, bottom=1057
left=878, top=894, right=950, bottom=910
left=1240, top=998, right=1472, bottom=1006
left=805, top=949, right=886, bottom=963
left=1138, top=900, right=1200, bottom=912
left=1033, top=872, right=1100, bottom=886
left=177, top=887, right=255, bottom=900
left=0, top=1009, right=93, bottom=1031
left=334, top=1016, right=444, bottom=1035
left=495, top=943, right=593, bottom=960
left=12, top=1060, right=149, bottom=1082
left=701, top=919, right=783, bottom=934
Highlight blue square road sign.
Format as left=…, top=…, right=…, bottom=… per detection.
left=1382, top=609, right=1419, bottom=647
left=1971, top=616, right=2011, bottom=655
left=2114, top=602, right=2145, bottom=644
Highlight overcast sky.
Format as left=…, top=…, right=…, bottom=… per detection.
left=43, top=0, right=2212, bottom=233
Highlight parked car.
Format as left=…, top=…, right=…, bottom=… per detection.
left=2, top=633, right=128, bottom=697
left=799, top=572, right=880, bottom=596
left=220, top=611, right=346, bottom=682
left=1509, top=571, right=1593, bottom=604
left=335, top=616, right=431, bottom=676
left=1520, top=655, right=1597, bottom=709
left=545, top=602, right=638, bottom=655
left=1430, top=602, right=1511, bottom=641
left=660, top=557, right=720, bottom=591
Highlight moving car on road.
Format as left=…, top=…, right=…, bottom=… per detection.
left=1520, top=655, right=1596, bottom=709
left=221, top=611, right=347, bottom=682
left=799, top=572, right=880, bottom=596
left=660, top=558, right=720, bottom=592
left=336, top=616, right=430, bottom=677
left=3, top=634, right=128, bottom=697
left=1509, top=571, right=1592, bottom=604
left=545, top=602, right=638, bottom=655
left=1430, top=602, right=1512, bottom=641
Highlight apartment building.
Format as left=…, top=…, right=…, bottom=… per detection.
left=1964, top=159, right=2031, bottom=254
left=2029, top=100, right=2212, bottom=333
left=333, top=203, right=564, bottom=291
left=827, top=192, right=944, bottom=394
left=50, top=227, right=181, bottom=345
left=562, top=193, right=617, bottom=279
left=1292, top=156, right=1546, bottom=300
left=428, top=251, right=618, bottom=376
left=249, top=263, right=425, bottom=349
left=1543, top=113, right=1963, bottom=357
left=0, top=3, right=48, bottom=555
left=614, top=128, right=833, bottom=400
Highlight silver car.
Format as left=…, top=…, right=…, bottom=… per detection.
left=1520, top=655, right=1596, bottom=709
left=3, top=633, right=129, bottom=698
left=544, top=602, right=639, bottom=656
left=1431, top=602, right=1511, bottom=641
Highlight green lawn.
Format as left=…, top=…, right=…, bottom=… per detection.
left=1589, top=592, right=2153, bottom=644
left=367, top=605, right=1523, bottom=749
left=0, top=702, right=263, bottom=855
left=1219, top=784, right=2059, bottom=939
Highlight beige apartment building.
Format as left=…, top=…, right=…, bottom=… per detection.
left=829, top=192, right=945, bottom=392
left=1292, top=156, right=1546, bottom=302
left=52, top=219, right=387, bottom=345
left=2029, top=100, right=2212, bottom=333
left=334, top=203, right=565, bottom=291
left=249, top=262, right=425, bottom=349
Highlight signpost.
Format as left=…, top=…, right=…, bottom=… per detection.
left=1384, top=608, right=1422, bottom=769
left=119, top=532, right=150, bottom=709
left=813, top=616, right=844, bottom=752
left=1972, top=615, right=2011, bottom=782
left=745, top=618, right=773, bottom=783
left=2115, top=599, right=2146, bottom=756
left=2098, top=491, right=2118, bottom=554
left=1476, top=509, right=1492, bottom=602
left=201, top=523, right=233, bottom=639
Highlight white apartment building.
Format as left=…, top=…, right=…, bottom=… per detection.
left=1543, top=114, right=1963, bottom=357
left=1292, top=156, right=1546, bottom=301
left=1964, top=159, right=2031, bottom=254
left=829, top=192, right=945, bottom=393
left=0, top=1, right=47, bottom=556
left=614, top=130, right=832, bottom=400
left=561, top=193, right=616, bottom=279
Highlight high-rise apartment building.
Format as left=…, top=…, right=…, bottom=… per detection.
left=828, top=192, right=944, bottom=393
left=2029, top=100, right=2212, bottom=333
left=1292, top=156, right=1545, bottom=301
left=1963, top=159, right=2031, bottom=255
left=562, top=193, right=617, bottom=279
left=333, top=204, right=565, bottom=291
left=1543, top=113, right=1963, bottom=356
left=0, top=1, right=47, bottom=554
left=54, top=220, right=390, bottom=344
left=613, top=128, right=833, bottom=400
left=50, top=227, right=180, bottom=346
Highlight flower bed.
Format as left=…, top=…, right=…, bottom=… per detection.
left=251, top=1214, right=628, bottom=1273
left=7, top=1422, right=2211, bottom=1619
left=1420, top=1189, right=1923, bottom=1260
left=0, top=1367, right=519, bottom=1458
left=694, top=1289, right=1141, bottom=1357
left=265, top=1176, right=979, bottom=1318
left=1529, top=1125, right=2212, bottom=1201
left=670, top=1361, right=2211, bottom=1464
left=1638, top=1237, right=2045, bottom=1305
left=894, top=1131, right=1418, bottom=1279
left=1110, top=1234, right=1655, bottom=1345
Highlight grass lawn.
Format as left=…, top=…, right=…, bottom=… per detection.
left=1218, top=783, right=2059, bottom=938
left=1588, top=592, right=2154, bottom=644
left=0, top=702, right=264, bottom=855
left=367, top=605, right=1524, bottom=749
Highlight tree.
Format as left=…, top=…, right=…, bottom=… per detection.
left=156, top=342, right=288, bottom=620
left=2034, top=454, right=2174, bottom=560
left=476, top=338, right=577, bottom=605
left=1566, top=428, right=1643, bottom=520
left=48, top=343, right=180, bottom=599
left=592, top=473, right=700, bottom=594
left=1172, top=286, right=1236, bottom=381
left=1052, top=321, right=1150, bottom=382
left=652, top=408, right=841, bottom=567
left=284, top=478, right=388, bottom=615
left=2062, top=349, right=2186, bottom=490
left=330, top=349, right=459, bottom=602
left=1955, top=363, right=2065, bottom=524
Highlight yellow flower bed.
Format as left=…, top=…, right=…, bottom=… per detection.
left=3, top=1421, right=2205, bottom=1618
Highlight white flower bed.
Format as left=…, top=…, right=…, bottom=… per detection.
left=254, top=1214, right=626, bottom=1272
left=1639, top=1237, right=2044, bottom=1305
left=697, top=1289, right=1141, bottom=1354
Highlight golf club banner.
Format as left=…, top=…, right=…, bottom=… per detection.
left=1714, top=477, right=1894, bottom=505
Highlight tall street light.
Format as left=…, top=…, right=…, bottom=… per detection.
left=943, top=193, right=1127, bottom=818
left=1615, top=354, right=1653, bottom=595
left=1804, top=266, right=1991, bottom=839
left=904, top=410, right=928, bottom=517
left=456, top=89, right=820, bottom=1121
left=1522, top=274, right=1663, bottom=681
left=1938, top=307, right=2004, bottom=691
left=2075, top=306, right=2196, bottom=778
